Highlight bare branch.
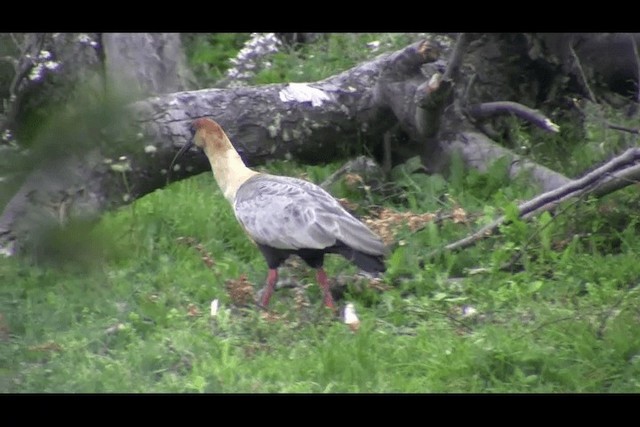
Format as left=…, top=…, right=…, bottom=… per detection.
left=467, top=101, right=560, bottom=133
left=415, top=33, right=469, bottom=138
left=431, top=147, right=640, bottom=255
left=591, top=163, right=640, bottom=197
left=9, top=33, right=21, bottom=48
left=2, top=34, right=47, bottom=132
left=442, top=33, right=469, bottom=83
left=416, top=33, right=469, bottom=108
left=8, top=34, right=45, bottom=98
left=606, top=122, right=640, bottom=135
left=517, top=147, right=640, bottom=215
left=569, top=43, right=597, bottom=103
left=462, top=73, right=476, bottom=106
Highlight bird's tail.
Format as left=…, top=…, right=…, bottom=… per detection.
left=336, top=247, right=386, bottom=273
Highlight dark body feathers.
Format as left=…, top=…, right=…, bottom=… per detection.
left=257, top=241, right=386, bottom=272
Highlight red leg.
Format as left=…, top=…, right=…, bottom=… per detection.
left=260, top=269, right=278, bottom=307
left=316, top=268, right=335, bottom=309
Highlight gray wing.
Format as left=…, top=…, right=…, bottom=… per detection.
left=233, top=174, right=386, bottom=255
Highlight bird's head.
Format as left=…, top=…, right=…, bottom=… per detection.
left=171, top=117, right=229, bottom=170
left=190, top=117, right=227, bottom=151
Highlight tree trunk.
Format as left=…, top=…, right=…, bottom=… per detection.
left=2, top=33, right=639, bottom=257
left=0, top=33, right=194, bottom=256
left=102, top=33, right=196, bottom=96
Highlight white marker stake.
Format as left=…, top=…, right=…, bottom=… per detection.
left=210, top=299, right=219, bottom=318
left=343, top=303, right=360, bottom=332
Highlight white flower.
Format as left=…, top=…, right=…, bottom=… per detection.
left=77, top=34, right=93, bottom=44
left=2, top=129, right=13, bottom=141
left=366, top=40, right=381, bottom=52
left=28, top=63, right=45, bottom=81
left=224, top=33, right=281, bottom=85
left=44, top=61, right=60, bottom=71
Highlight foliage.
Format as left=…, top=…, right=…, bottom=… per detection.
left=182, top=33, right=251, bottom=87
left=182, top=33, right=423, bottom=87
left=251, top=34, right=420, bottom=85
left=3, top=153, right=640, bottom=392
left=2, top=33, right=640, bottom=393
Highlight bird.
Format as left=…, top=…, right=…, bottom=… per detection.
left=174, top=117, right=387, bottom=310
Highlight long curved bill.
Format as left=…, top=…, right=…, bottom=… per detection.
left=169, top=138, right=194, bottom=173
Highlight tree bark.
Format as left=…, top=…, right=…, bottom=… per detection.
left=531, top=33, right=640, bottom=100
left=0, top=33, right=194, bottom=256
left=442, top=130, right=570, bottom=192
left=2, top=33, right=639, bottom=257
left=102, top=33, right=195, bottom=96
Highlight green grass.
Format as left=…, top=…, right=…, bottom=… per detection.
left=2, top=158, right=640, bottom=392
left=182, top=33, right=251, bottom=87
left=182, top=33, right=424, bottom=88
left=252, top=33, right=420, bottom=84
left=2, top=33, right=640, bottom=393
